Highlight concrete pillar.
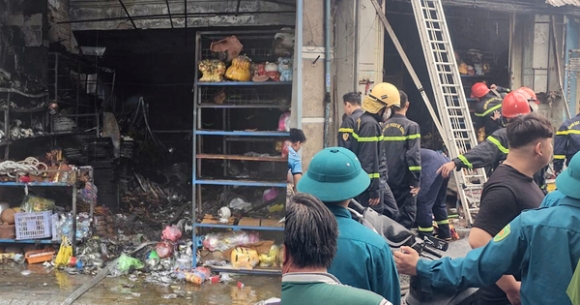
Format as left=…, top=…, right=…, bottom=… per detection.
left=295, top=0, right=386, bottom=170
left=294, top=0, right=327, bottom=171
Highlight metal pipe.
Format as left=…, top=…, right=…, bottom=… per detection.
left=295, top=0, right=304, bottom=130
left=118, top=0, right=142, bottom=38
left=551, top=15, right=571, bottom=120
left=323, top=0, right=331, bottom=148
left=165, top=0, right=174, bottom=28
left=184, top=0, right=187, bottom=46
left=354, top=0, right=360, bottom=91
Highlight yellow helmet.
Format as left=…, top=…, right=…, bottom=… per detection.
left=362, top=82, right=400, bottom=114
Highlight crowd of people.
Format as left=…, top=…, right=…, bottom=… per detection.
left=281, top=81, right=580, bottom=305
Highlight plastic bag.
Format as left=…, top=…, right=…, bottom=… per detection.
left=156, top=241, right=173, bottom=258
left=78, top=182, right=98, bottom=205
left=21, top=195, right=55, bottom=213
left=202, top=232, right=260, bottom=252
left=162, top=225, right=182, bottom=242
left=54, top=237, right=73, bottom=268
left=117, top=253, right=144, bottom=273
left=229, top=197, right=252, bottom=211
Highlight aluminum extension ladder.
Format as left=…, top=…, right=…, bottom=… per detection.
left=410, top=0, right=487, bottom=225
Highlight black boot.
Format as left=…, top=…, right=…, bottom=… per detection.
left=435, top=223, right=451, bottom=240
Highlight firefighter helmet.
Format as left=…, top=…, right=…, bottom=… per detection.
left=517, top=87, right=538, bottom=103
left=470, top=82, right=490, bottom=99
left=361, top=82, right=400, bottom=114
left=502, top=90, right=532, bottom=118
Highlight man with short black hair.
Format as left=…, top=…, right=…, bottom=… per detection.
left=297, top=147, right=400, bottom=304
left=468, top=112, right=552, bottom=305
left=288, top=128, right=306, bottom=191
left=281, top=193, right=392, bottom=305
left=338, top=92, right=363, bottom=150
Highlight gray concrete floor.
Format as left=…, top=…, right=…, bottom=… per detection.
left=0, top=263, right=281, bottom=305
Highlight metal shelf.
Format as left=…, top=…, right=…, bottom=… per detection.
left=207, top=264, right=282, bottom=275
left=195, top=154, right=286, bottom=162
left=192, top=29, right=289, bottom=272
left=0, top=182, right=72, bottom=187
left=195, top=223, right=284, bottom=231
left=195, top=81, right=292, bottom=87
left=0, top=88, right=48, bottom=98
left=195, top=130, right=289, bottom=137
left=0, top=239, right=59, bottom=244
left=197, top=103, right=287, bottom=109
left=193, top=179, right=287, bottom=188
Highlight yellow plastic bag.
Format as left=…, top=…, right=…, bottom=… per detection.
left=54, top=237, right=73, bottom=268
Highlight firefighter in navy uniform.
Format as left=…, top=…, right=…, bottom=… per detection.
left=554, top=106, right=580, bottom=175
left=348, top=83, right=401, bottom=214
left=382, top=91, right=422, bottom=229
left=438, top=89, right=549, bottom=192
left=338, top=92, right=364, bottom=150
left=471, top=82, right=503, bottom=139
left=339, top=91, right=399, bottom=218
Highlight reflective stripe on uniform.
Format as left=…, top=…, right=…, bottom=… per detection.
left=554, top=155, right=566, bottom=160
left=487, top=136, right=509, bottom=154
left=368, top=173, right=380, bottom=179
left=436, top=219, right=449, bottom=225
left=409, top=166, right=421, bottom=171
left=339, top=128, right=354, bottom=133
left=418, top=226, right=433, bottom=232
left=352, top=132, right=381, bottom=142
left=458, top=155, right=473, bottom=169
left=382, top=133, right=421, bottom=141
left=475, top=103, right=502, bottom=117
left=556, top=129, right=580, bottom=136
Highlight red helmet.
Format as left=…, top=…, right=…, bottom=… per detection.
left=470, top=82, right=490, bottom=99
left=517, top=87, right=539, bottom=104
left=502, top=91, right=531, bottom=118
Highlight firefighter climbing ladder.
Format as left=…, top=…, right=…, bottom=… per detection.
left=410, top=0, right=487, bottom=225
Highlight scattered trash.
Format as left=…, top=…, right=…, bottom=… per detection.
left=155, top=241, right=173, bottom=259
left=21, top=270, right=31, bottom=276
left=162, top=225, right=182, bottom=242
left=13, top=253, right=25, bottom=264
left=255, top=298, right=281, bottom=305
left=115, top=253, right=145, bottom=274
left=162, top=294, right=177, bottom=299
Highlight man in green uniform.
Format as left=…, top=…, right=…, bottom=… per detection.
left=281, top=193, right=391, bottom=305
left=297, top=147, right=401, bottom=304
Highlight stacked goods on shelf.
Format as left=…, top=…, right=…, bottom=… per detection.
left=192, top=30, right=294, bottom=273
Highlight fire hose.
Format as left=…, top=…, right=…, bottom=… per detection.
left=0, top=157, right=48, bottom=178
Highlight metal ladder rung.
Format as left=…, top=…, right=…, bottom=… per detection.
left=424, top=18, right=443, bottom=23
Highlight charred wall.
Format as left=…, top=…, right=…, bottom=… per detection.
left=0, top=0, right=48, bottom=91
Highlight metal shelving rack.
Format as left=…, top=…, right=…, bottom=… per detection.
left=192, top=30, right=293, bottom=273
left=0, top=167, right=95, bottom=255
left=0, top=88, right=50, bottom=158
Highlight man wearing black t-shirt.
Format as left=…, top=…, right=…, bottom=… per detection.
left=468, top=113, right=553, bottom=305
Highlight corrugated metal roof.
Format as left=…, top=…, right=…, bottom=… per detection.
left=546, top=0, right=580, bottom=7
